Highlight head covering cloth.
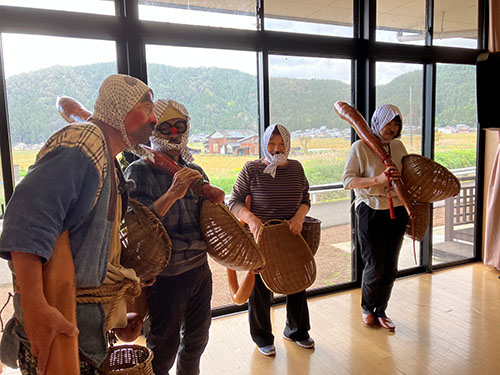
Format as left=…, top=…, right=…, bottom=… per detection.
left=92, top=74, right=153, bottom=151
left=262, top=123, right=291, bottom=178
left=370, top=104, right=403, bottom=144
left=150, top=99, right=194, bottom=163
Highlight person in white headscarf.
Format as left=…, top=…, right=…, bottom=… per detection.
left=124, top=99, right=212, bottom=375
left=228, top=123, right=314, bottom=356
left=342, top=104, right=408, bottom=332
left=0, top=74, right=156, bottom=374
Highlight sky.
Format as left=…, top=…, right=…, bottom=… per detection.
left=0, top=0, right=477, bottom=84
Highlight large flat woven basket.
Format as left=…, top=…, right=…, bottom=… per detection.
left=120, top=198, right=172, bottom=284
left=200, top=201, right=265, bottom=271
left=100, top=344, right=154, bottom=375
left=402, top=154, right=461, bottom=203
left=405, top=201, right=431, bottom=242
left=301, top=216, right=321, bottom=256
left=257, top=220, right=316, bottom=295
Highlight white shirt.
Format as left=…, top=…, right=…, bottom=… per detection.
left=342, top=139, right=408, bottom=210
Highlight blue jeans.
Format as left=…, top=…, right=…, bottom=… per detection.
left=146, top=262, right=212, bottom=375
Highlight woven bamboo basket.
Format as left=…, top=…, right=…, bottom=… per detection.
left=301, top=216, right=322, bottom=256
left=120, top=198, right=172, bottom=284
left=402, top=154, right=461, bottom=203
left=100, top=344, right=154, bottom=375
left=405, top=201, right=431, bottom=242
left=257, top=220, right=316, bottom=295
left=200, top=200, right=265, bottom=271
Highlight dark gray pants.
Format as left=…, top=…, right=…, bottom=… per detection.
left=356, top=203, right=407, bottom=317
left=146, top=262, right=212, bottom=375
left=248, top=274, right=310, bottom=347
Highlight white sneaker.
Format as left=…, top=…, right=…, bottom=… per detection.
left=258, top=344, right=276, bottom=356
left=283, top=333, right=315, bottom=349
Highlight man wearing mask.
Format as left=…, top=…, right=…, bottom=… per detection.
left=124, top=99, right=212, bottom=375
left=0, top=74, right=156, bottom=375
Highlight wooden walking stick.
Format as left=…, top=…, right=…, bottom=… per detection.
left=42, top=230, right=80, bottom=375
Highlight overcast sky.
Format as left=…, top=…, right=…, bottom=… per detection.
left=1, top=1, right=474, bottom=84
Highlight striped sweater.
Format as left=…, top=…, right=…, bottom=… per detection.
left=228, top=159, right=310, bottom=222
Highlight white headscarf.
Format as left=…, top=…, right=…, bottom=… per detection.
left=262, top=123, right=291, bottom=178
left=370, top=104, right=403, bottom=144
left=92, top=74, right=153, bottom=151
left=149, top=99, right=194, bottom=163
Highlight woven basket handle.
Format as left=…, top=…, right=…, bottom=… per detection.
left=262, top=219, right=287, bottom=226
left=256, top=219, right=287, bottom=243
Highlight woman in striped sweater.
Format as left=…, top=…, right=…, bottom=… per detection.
left=228, top=123, right=314, bottom=357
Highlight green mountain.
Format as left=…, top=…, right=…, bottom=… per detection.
left=377, top=64, right=477, bottom=129
left=5, top=63, right=476, bottom=144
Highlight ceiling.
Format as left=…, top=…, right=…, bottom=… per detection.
left=140, top=0, right=478, bottom=34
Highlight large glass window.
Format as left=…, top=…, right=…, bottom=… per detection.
left=146, top=45, right=258, bottom=309
left=432, top=63, right=476, bottom=266
left=376, top=62, right=423, bottom=270
left=376, top=0, right=426, bottom=45
left=268, top=55, right=353, bottom=288
left=433, top=0, right=478, bottom=49
left=264, top=0, right=353, bottom=37
left=0, top=0, right=114, bottom=15
left=1, top=34, right=116, bottom=200
left=139, top=0, right=257, bottom=30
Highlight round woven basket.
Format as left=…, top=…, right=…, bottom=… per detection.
left=301, top=216, right=321, bottom=256
left=120, top=198, right=172, bottom=284
left=100, top=344, right=154, bottom=375
left=405, top=201, right=431, bottom=242
left=199, top=201, right=265, bottom=271
left=257, top=220, right=316, bottom=295
left=402, top=154, right=461, bottom=203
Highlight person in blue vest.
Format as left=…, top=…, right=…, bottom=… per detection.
left=0, top=74, right=156, bottom=375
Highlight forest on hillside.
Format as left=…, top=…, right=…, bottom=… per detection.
left=5, top=63, right=476, bottom=144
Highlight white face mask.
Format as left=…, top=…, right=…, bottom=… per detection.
left=268, top=153, right=288, bottom=166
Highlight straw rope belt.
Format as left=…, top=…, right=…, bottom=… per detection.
left=76, top=279, right=141, bottom=327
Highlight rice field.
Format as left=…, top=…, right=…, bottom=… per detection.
left=1, top=133, right=477, bottom=206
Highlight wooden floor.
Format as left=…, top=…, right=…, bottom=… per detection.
left=3, top=263, right=500, bottom=375
left=198, top=263, right=500, bottom=375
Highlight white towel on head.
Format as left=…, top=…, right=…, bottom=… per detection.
left=262, top=123, right=290, bottom=178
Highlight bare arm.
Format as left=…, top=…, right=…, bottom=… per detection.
left=236, top=206, right=262, bottom=240
left=288, top=203, right=310, bottom=235
left=152, top=167, right=203, bottom=217
left=11, top=252, right=78, bottom=375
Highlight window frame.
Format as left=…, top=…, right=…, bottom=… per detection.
left=0, top=0, right=488, bottom=317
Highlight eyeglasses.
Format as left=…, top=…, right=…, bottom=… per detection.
left=156, top=120, right=188, bottom=135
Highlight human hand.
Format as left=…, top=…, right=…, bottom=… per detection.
left=247, top=215, right=263, bottom=240
left=23, top=302, right=78, bottom=375
left=376, top=166, right=400, bottom=185
left=168, top=167, right=203, bottom=200
left=288, top=215, right=304, bottom=235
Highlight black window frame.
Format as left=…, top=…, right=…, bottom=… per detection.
left=0, top=0, right=488, bottom=317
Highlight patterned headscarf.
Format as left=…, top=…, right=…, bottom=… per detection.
left=92, top=74, right=153, bottom=151
left=262, top=123, right=291, bottom=178
left=150, top=99, right=194, bottom=163
left=370, top=104, right=403, bottom=144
